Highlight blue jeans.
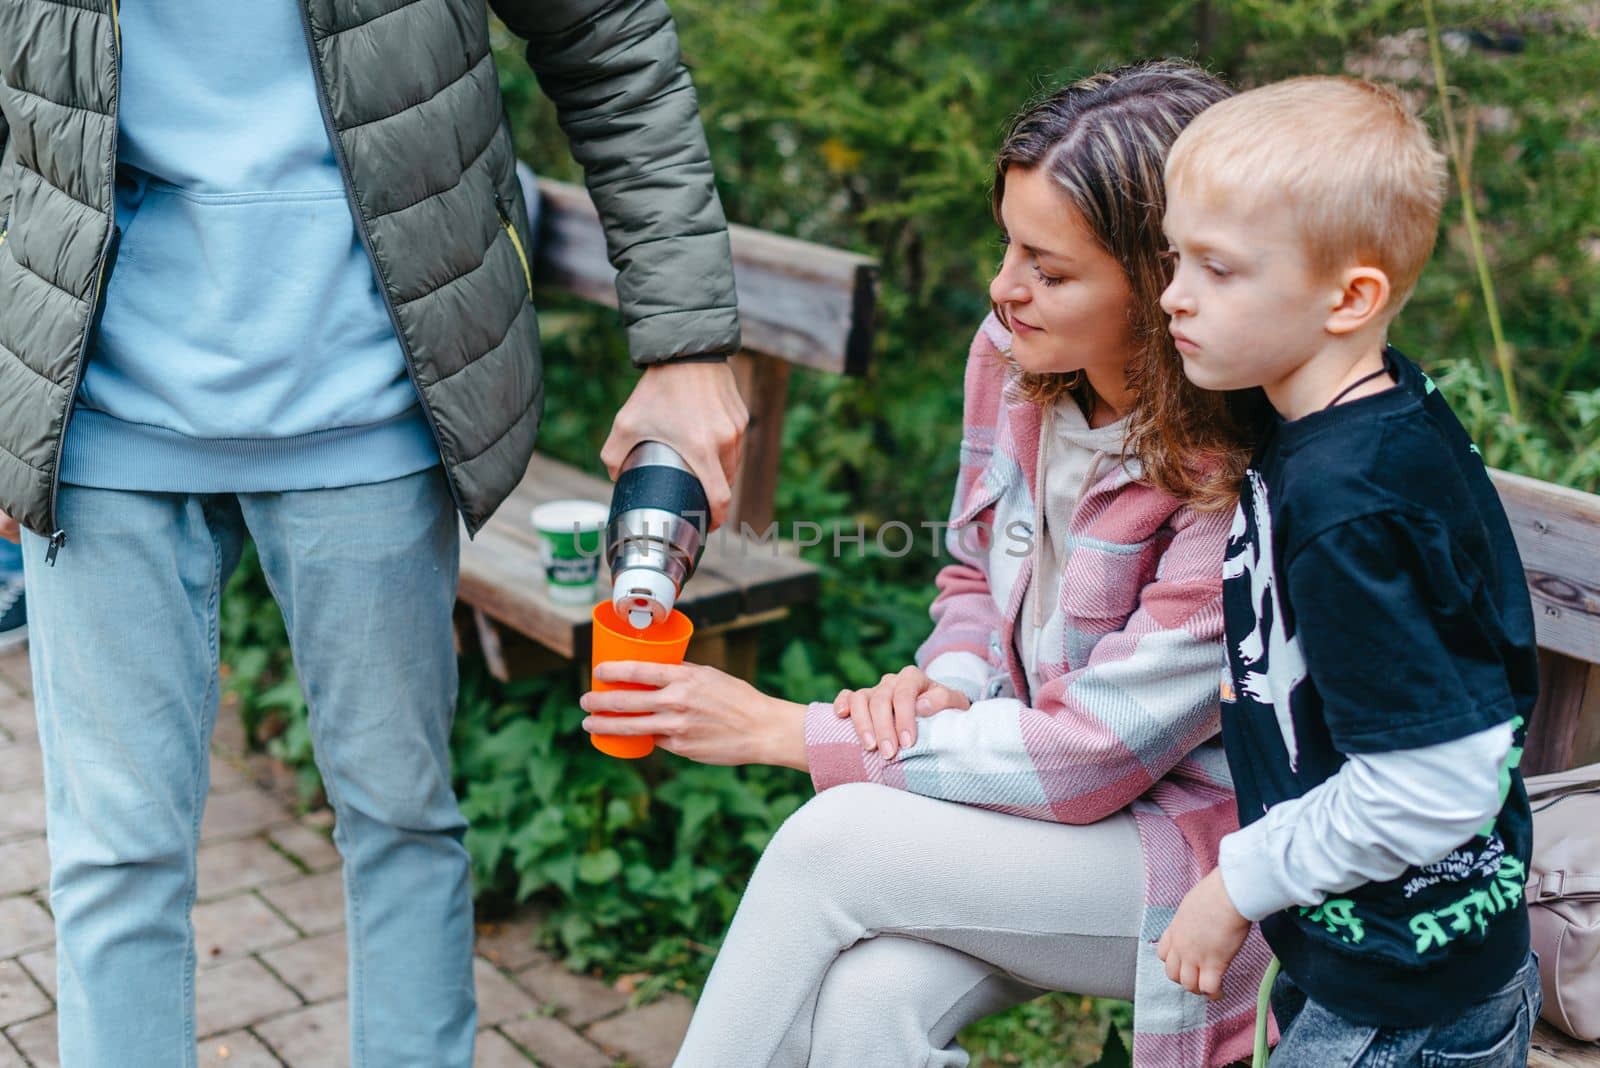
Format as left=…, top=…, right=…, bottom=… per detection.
left=0, top=534, right=21, bottom=576
left=20, top=467, right=474, bottom=1067
left=1269, top=953, right=1541, bottom=1067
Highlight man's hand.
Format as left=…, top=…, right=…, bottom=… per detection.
left=0, top=509, right=19, bottom=544
left=1156, top=868, right=1252, bottom=1001
left=833, top=665, right=971, bottom=760
left=601, top=360, right=748, bottom=532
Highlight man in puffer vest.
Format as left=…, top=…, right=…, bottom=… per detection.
left=0, top=2, right=745, bottom=1064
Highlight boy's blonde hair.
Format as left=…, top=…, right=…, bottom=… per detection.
left=1165, top=76, right=1447, bottom=313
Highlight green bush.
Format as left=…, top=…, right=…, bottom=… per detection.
left=221, top=3, right=1599, bottom=1063
left=449, top=660, right=810, bottom=989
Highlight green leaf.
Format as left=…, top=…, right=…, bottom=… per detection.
left=624, top=863, right=656, bottom=893
left=676, top=793, right=720, bottom=852
left=227, top=647, right=270, bottom=686
left=460, top=779, right=519, bottom=823
left=481, top=719, right=541, bottom=772
left=514, top=866, right=550, bottom=903
left=576, top=849, right=622, bottom=885
left=466, top=826, right=509, bottom=881
left=605, top=798, right=637, bottom=833
left=540, top=854, right=577, bottom=896
left=255, top=678, right=305, bottom=712
left=525, top=751, right=570, bottom=806
left=510, top=807, right=568, bottom=859
left=557, top=913, right=594, bottom=953
left=740, top=829, right=774, bottom=854
left=778, top=640, right=815, bottom=696
left=836, top=648, right=881, bottom=688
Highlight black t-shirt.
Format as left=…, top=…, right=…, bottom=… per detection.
left=1220, top=348, right=1538, bottom=1028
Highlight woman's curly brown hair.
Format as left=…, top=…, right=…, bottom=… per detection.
left=992, top=60, right=1265, bottom=510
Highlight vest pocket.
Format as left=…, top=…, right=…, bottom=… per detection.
left=494, top=195, right=533, bottom=302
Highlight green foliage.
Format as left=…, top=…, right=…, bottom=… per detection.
left=219, top=4, right=1596, bottom=1065
left=964, top=999, right=1133, bottom=1068
left=448, top=659, right=809, bottom=983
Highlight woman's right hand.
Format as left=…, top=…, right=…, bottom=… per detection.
left=0, top=509, right=19, bottom=544
left=834, top=665, right=971, bottom=760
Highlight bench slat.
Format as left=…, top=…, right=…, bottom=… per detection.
left=457, top=521, right=592, bottom=654
left=534, top=179, right=878, bottom=375
left=1531, top=1021, right=1600, bottom=1068
left=1490, top=469, right=1600, bottom=664
left=1526, top=650, right=1600, bottom=776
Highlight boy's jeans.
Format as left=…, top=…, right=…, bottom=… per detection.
left=1270, top=952, right=1541, bottom=1067
left=19, top=467, right=475, bottom=1067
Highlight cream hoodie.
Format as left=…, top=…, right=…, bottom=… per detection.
left=1015, top=397, right=1128, bottom=693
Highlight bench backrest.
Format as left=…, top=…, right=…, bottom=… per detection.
left=1489, top=470, right=1600, bottom=775
left=531, top=178, right=879, bottom=531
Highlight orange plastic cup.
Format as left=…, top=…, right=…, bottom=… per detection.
left=588, top=600, right=695, bottom=758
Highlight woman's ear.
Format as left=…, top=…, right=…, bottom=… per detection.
left=1325, top=266, right=1391, bottom=336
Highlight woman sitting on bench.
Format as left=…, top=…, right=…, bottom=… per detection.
left=580, top=60, right=1270, bottom=1068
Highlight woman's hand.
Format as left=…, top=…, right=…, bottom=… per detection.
left=1156, top=869, right=1251, bottom=1001
left=833, top=665, right=971, bottom=760
left=579, top=661, right=810, bottom=771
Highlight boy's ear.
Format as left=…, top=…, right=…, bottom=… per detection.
left=1325, top=266, right=1392, bottom=336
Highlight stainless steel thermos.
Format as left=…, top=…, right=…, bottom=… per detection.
left=605, top=442, right=709, bottom=630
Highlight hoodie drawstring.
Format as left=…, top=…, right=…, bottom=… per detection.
left=1030, top=400, right=1112, bottom=635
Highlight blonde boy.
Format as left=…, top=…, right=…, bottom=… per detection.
left=1155, top=77, right=1542, bottom=1064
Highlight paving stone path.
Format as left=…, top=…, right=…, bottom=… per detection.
left=0, top=648, right=692, bottom=1067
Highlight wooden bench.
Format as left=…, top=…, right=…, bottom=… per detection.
left=456, top=179, right=877, bottom=682
left=1533, top=1027, right=1600, bottom=1068
left=1493, top=470, right=1600, bottom=1066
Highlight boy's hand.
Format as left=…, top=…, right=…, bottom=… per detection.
left=833, top=665, right=971, bottom=760
left=1156, top=869, right=1251, bottom=1000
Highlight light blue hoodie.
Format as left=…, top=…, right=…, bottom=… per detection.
left=60, top=1, right=440, bottom=492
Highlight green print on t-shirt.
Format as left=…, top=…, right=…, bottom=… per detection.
left=1408, top=855, right=1526, bottom=956
left=1298, top=898, right=1366, bottom=944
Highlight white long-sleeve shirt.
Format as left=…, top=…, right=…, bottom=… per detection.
left=1217, top=720, right=1514, bottom=921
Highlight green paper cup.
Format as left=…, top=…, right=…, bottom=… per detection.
left=530, top=500, right=610, bottom=604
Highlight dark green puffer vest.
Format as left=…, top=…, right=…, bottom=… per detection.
left=0, top=0, right=740, bottom=545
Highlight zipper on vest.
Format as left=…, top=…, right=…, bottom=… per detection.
left=48, top=223, right=120, bottom=566
left=296, top=1, right=468, bottom=528
left=495, top=195, right=534, bottom=302
left=45, top=0, right=121, bottom=562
